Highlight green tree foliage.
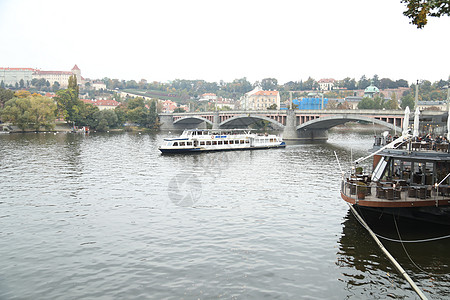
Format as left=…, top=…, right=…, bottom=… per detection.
left=401, top=94, right=415, bottom=110
left=401, top=0, right=450, bottom=28
left=357, top=96, right=397, bottom=110
left=0, top=87, right=15, bottom=108
left=55, top=75, right=81, bottom=124
left=52, top=81, right=60, bottom=92
left=261, top=78, right=278, bottom=90
left=1, top=95, right=56, bottom=131
left=92, top=110, right=119, bottom=131
left=119, top=97, right=159, bottom=129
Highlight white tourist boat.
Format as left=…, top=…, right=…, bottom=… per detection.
left=159, top=129, right=286, bottom=153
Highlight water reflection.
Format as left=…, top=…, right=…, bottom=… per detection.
left=338, top=209, right=450, bottom=298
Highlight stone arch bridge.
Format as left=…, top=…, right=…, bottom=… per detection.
left=159, top=109, right=441, bottom=140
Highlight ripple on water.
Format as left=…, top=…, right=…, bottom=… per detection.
left=0, top=132, right=448, bottom=299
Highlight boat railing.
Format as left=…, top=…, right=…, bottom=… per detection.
left=374, top=136, right=450, bottom=153
left=342, top=177, right=450, bottom=203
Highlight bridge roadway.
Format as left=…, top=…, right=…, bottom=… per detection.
left=158, top=109, right=445, bottom=141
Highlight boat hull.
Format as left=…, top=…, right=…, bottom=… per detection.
left=350, top=203, right=450, bottom=226
left=160, top=143, right=286, bottom=154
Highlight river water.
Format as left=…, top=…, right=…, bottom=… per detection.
left=1, top=131, right=449, bottom=299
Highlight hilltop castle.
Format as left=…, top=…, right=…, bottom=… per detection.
left=0, top=65, right=83, bottom=88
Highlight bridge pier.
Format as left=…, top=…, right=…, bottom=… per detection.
left=283, top=109, right=328, bottom=140
left=212, top=111, right=220, bottom=129
left=282, top=109, right=298, bottom=140
left=159, top=114, right=176, bottom=131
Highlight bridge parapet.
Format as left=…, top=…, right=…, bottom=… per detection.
left=160, top=110, right=447, bottom=140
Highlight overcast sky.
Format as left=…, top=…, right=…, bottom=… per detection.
left=1, top=0, right=449, bottom=85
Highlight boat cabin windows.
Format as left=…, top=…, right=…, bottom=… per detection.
left=179, top=142, right=186, bottom=146
left=200, top=141, right=205, bottom=146
left=173, top=142, right=178, bottom=146
left=212, top=141, right=217, bottom=145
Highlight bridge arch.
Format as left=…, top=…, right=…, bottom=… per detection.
left=173, top=116, right=213, bottom=127
left=296, top=115, right=402, bottom=132
left=220, top=114, right=285, bottom=129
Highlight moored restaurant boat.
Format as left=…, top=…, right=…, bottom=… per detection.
left=340, top=108, right=450, bottom=225
left=159, top=128, right=286, bottom=153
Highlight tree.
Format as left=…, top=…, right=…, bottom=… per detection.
left=0, top=87, right=15, bottom=108
left=55, top=75, right=81, bottom=124
left=401, top=0, right=450, bottom=28
left=358, top=97, right=376, bottom=109
left=401, top=94, right=415, bottom=110
left=1, top=95, right=56, bottom=131
left=173, top=107, right=186, bottom=113
left=52, top=81, right=60, bottom=92
left=19, top=79, right=25, bottom=89
left=267, top=103, right=278, bottom=110
left=261, top=78, right=278, bottom=90
left=15, top=90, right=31, bottom=98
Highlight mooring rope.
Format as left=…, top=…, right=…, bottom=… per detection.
left=347, top=203, right=428, bottom=300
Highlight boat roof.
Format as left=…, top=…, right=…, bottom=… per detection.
left=378, top=148, right=450, bottom=162
left=183, top=128, right=254, bottom=132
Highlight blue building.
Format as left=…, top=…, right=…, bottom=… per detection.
left=282, top=97, right=328, bottom=110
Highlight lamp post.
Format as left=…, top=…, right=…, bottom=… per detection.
left=414, top=80, right=419, bottom=108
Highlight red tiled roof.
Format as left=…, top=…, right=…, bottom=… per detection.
left=34, top=70, right=73, bottom=75
left=80, top=99, right=119, bottom=107
left=0, top=67, right=36, bottom=71
left=81, top=99, right=95, bottom=104
left=318, top=78, right=336, bottom=83
left=72, top=64, right=80, bottom=71
left=253, top=91, right=279, bottom=96
left=96, top=100, right=119, bottom=106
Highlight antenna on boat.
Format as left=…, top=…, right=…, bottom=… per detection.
left=334, top=151, right=344, bottom=177
left=438, top=172, right=450, bottom=186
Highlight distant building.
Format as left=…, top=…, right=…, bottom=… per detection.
left=199, top=93, right=218, bottom=102
left=161, top=100, right=178, bottom=113
left=92, top=80, right=107, bottom=90
left=363, top=80, right=380, bottom=98
left=80, top=99, right=120, bottom=110
left=215, top=98, right=236, bottom=110
left=0, top=67, right=35, bottom=86
left=282, top=98, right=328, bottom=110
left=417, top=101, right=447, bottom=111
left=246, top=89, right=280, bottom=110
left=0, top=64, right=83, bottom=88
left=33, top=65, right=83, bottom=88
left=318, top=78, right=336, bottom=91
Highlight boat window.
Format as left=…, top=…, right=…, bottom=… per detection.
left=206, top=141, right=212, bottom=145
left=229, top=140, right=234, bottom=144
left=180, top=142, right=186, bottom=146
left=270, top=139, right=274, bottom=143
left=224, top=140, right=229, bottom=145
left=200, top=141, right=205, bottom=146
left=173, top=142, right=178, bottom=146
left=245, top=140, right=249, bottom=144
left=218, top=141, right=223, bottom=145
left=187, top=142, right=192, bottom=146
left=212, top=141, right=217, bottom=145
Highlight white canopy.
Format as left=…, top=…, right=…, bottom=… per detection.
left=402, top=106, right=410, bottom=136
left=413, top=107, right=420, bottom=137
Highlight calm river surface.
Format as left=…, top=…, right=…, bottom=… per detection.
left=1, top=131, right=449, bottom=299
